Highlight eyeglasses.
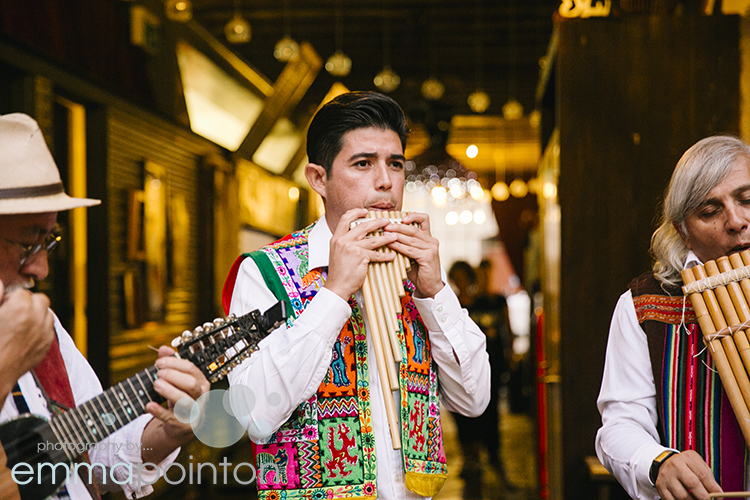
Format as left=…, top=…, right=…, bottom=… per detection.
left=1, top=227, right=62, bottom=266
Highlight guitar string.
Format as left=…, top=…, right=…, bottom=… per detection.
left=2, top=366, right=160, bottom=464
left=0, top=314, right=270, bottom=467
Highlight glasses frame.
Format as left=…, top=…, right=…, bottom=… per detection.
left=1, top=226, right=63, bottom=266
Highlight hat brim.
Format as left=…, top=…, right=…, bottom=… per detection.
left=0, top=192, right=101, bottom=214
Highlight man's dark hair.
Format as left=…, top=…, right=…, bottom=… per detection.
left=306, top=91, right=409, bottom=174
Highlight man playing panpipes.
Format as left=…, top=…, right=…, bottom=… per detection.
left=223, top=91, right=491, bottom=500
left=596, top=136, right=750, bottom=500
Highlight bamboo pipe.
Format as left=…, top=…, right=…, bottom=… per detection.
left=681, top=266, right=750, bottom=446
left=361, top=273, right=401, bottom=449
left=716, top=255, right=750, bottom=376
left=702, top=261, right=750, bottom=410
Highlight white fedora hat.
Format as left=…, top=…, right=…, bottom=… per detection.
left=0, top=113, right=100, bottom=214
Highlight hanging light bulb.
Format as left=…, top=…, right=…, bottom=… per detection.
left=421, top=78, right=445, bottom=101
left=225, top=12, right=251, bottom=44
left=509, top=178, right=528, bottom=198
left=274, top=0, right=298, bottom=62
left=327, top=2, right=351, bottom=77
left=491, top=181, right=510, bottom=201
left=374, top=66, right=401, bottom=92
left=502, top=99, right=524, bottom=120
left=274, top=35, right=299, bottom=61
left=165, top=0, right=192, bottom=22
left=326, top=51, right=352, bottom=77
left=468, top=90, right=491, bottom=113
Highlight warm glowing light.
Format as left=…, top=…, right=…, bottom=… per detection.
left=491, top=182, right=509, bottom=201
left=288, top=186, right=299, bottom=201
left=473, top=210, right=486, bottom=224
left=470, top=184, right=484, bottom=200
left=445, top=211, right=459, bottom=225
left=274, top=35, right=299, bottom=61
left=165, top=0, right=192, bottom=21
left=466, top=145, right=479, bottom=158
left=527, top=177, right=541, bottom=194
left=421, top=78, right=445, bottom=100
left=450, top=183, right=463, bottom=199
left=374, top=66, right=401, bottom=92
left=468, top=90, right=491, bottom=113
left=542, top=182, right=557, bottom=199
left=460, top=210, right=473, bottom=224
left=225, top=13, right=251, bottom=44
left=431, top=186, right=447, bottom=205
left=502, top=99, right=524, bottom=120
left=509, top=179, right=528, bottom=198
left=326, top=51, right=352, bottom=77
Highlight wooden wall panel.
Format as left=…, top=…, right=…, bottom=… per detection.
left=106, top=108, right=220, bottom=382
left=555, top=15, right=740, bottom=499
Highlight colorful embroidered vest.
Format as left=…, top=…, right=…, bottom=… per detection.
left=233, top=223, right=447, bottom=500
left=630, top=272, right=747, bottom=491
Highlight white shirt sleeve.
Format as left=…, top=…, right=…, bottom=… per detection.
left=56, top=316, right=179, bottom=498
left=412, top=273, right=491, bottom=417
left=595, top=290, right=671, bottom=500
left=226, top=257, right=352, bottom=441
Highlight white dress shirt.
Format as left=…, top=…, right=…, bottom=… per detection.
left=0, top=315, right=178, bottom=499
left=227, top=215, right=491, bottom=500
left=595, top=252, right=750, bottom=499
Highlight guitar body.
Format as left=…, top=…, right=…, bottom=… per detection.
left=0, top=414, right=70, bottom=500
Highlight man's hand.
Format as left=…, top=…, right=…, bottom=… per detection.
left=0, top=280, right=55, bottom=401
left=324, top=208, right=399, bottom=301
left=655, top=450, right=722, bottom=500
left=384, top=212, right=444, bottom=298
left=142, top=346, right=210, bottom=463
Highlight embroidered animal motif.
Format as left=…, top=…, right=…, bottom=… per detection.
left=257, top=449, right=289, bottom=485
left=324, top=423, right=358, bottom=478
left=409, top=400, right=426, bottom=452
left=412, top=329, right=425, bottom=364
left=329, top=337, right=352, bottom=387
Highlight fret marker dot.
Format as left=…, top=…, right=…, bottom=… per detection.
left=101, top=413, right=116, bottom=426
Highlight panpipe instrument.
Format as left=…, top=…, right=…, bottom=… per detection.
left=681, top=249, right=750, bottom=447
left=351, top=211, right=418, bottom=450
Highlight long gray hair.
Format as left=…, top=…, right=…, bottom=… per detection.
left=652, top=135, right=750, bottom=288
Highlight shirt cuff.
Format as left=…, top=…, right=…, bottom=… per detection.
left=113, top=416, right=181, bottom=498
left=412, top=283, right=461, bottom=332
left=634, top=443, right=674, bottom=490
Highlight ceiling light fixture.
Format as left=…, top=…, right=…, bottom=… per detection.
left=468, top=0, right=491, bottom=113
left=374, top=20, right=400, bottom=92
left=274, top=0, right=299, bottom=61
left=225, top=0, right=251, bottom=44
left=165, top=0, right=192, bottom=22
left=326, top=2, right=351, bottom=77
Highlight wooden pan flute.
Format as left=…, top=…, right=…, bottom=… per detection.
left=351, top=211, right=418, bottom=450
left=681, top=249, right=750, bottom=447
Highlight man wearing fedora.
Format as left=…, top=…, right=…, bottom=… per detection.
left=0, top=113, right=210, bottom=499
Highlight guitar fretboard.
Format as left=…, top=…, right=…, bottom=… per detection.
left=48, top=366, right=165, bottom=460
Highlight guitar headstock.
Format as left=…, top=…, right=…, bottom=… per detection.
left=171, top=301, right=287, bottom=383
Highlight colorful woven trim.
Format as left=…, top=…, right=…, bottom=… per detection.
left=633, top=294, right=696, bottom=325
left=660, top=322, right=719, bottom=473
left=248, top=224, right=446, bottom=500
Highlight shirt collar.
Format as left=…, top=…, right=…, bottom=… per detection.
left=308, top=214, right=332, bottom=270
left=683, top=250, right=702, bottom=269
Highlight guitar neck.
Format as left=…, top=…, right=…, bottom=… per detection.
left=47, top=366, right=163, bottom=458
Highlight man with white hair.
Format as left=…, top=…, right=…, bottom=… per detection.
left=596, top=135, right=750, bottom=500
left=0, top=113, right=210, bottom=499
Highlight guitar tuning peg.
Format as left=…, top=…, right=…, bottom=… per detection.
left=181, top=330, right=193, bottom=341
left=171, top=337, right=183, bottom=348
left=213, top=318, right=224, bottom=327
left=228, top=313, right=237, bottom=320
left=203, top=321, right=214, bottom=331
